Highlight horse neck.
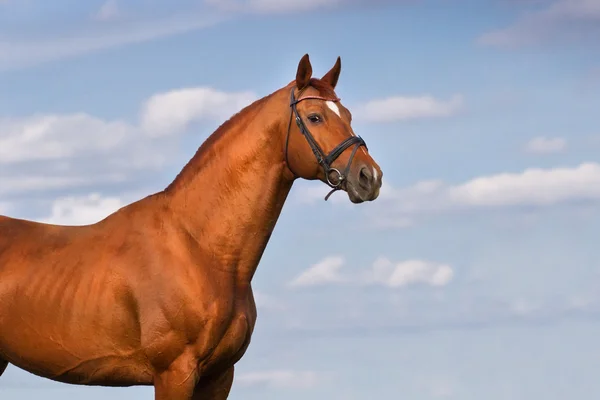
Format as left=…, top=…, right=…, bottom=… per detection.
left=163, top=88, right=294, bottom=285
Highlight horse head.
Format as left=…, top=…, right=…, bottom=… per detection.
left=284, top=54, right=383, bottom=203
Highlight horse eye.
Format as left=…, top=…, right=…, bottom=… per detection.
left=307, top=114, right=322, bottom=124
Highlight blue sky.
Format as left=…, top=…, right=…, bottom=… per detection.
left=1, top=0, right=600, bottom=399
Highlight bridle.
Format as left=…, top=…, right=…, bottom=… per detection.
left=285, top=87, right=368, bottom=201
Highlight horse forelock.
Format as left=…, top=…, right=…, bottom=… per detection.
left=286, top=78, right=338, bottom=99
left=307, top=78, right=337, bottom=98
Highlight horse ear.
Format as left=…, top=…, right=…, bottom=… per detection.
left=296, top=54, right=312, bottom=90
left=321, top=56, right=341, bottom=89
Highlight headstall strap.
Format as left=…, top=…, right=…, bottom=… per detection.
left=286, top=87, right=367, bottom=201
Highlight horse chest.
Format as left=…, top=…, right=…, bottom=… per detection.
left=201, top=309, right=254, bottom=372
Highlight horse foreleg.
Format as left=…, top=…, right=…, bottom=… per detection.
left=153, top=355, right=199, bottom=400
left=192, top=367, right=234, bottom=400
left=0, top=359, right=8, bottom=377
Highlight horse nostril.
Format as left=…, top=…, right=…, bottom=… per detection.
left=358, top=166, right=372, bottom=190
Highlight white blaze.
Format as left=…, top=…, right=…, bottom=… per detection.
left=326, top=101, right=341, bottom=117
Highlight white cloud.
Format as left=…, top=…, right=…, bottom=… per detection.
left=0, top=114, right=134, bottom=164
left=368, top=162, right=600, bottom=228
left=253, top=291, right=286, bottom=311
left=0, top=175, right=126, bottom=197
left=511, top=298, right=541, bottom=316
left=236, top=370, right=319, bottom=389
left=250, top=0, right=341, bottom=13
left=40, top=193, right=125, bottom=226
left=0, top=85, right=255, bottom=201
left=289, top=256, right=345, bottom=287
left=478, top=0, right=600, bottom=48
left=0, top=12, right=227, bottom=71
left=525, top=136, right=567, bottom=154
left=206, top=0, right=346, bottom=14
left=566, top=293, right=596, bottom=310
left=366, top=257, right=454, bottom=288
left=446, top=162, right=600, bottom=207
left=94, top=0, right=120, bottom=21
left=358, top=94, right=464, bottom=122
left=427, top=377, right=458, bottom=398
left=0, top=1, right=400, bottom=70
left=290, top=255, right=453, bottom=289
left=140, top=87, right=257, bottom=137
left=206, top=0, right=399, bottom=14
left=0, top=114, right=159, bottom=202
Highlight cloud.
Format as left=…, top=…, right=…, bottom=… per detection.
left=141, top=87, right=257, bottom=137
left=0, top=1, right=401, bottom=70
left=510, top=298, right=541, bottom=316
left=94, top=0, right=120, bottom=21
left=249, top=0, right=341, bottom=13
left=368, top=162, right=600, bottom=228
left=205, top=0, right=374, bottom=14
left=236, top=370, right=319, bottom=389
left=365, top=257, right=454, bottom=288
left=443, top=162, right=600, bottom=207
left=420, top=376, right=458, bottom=399
left=253, top=291, right=286, bottom=311
left=280, top=288, right=600, bottom=339
left=525, top=136, right=567, bottom=154
left=290, top=255, right=453, bottom=288
left=289, top=256, right=345, bottom=287
left=0, top=86, right=256, bottom=203
left=566, top=293, right=597, bottom=311
left=478, top=0, right=600, bottom=48
left=357, top=94, right=464, bottom=122
left=41, top=193, right=125, bottom=226
left=0, top=113, right=161, bottom=202
left=0, top=114, right=135, bottom=164
left=0, top=175, right=126, bottom=197
left=0, top=12, right=228, bottom=71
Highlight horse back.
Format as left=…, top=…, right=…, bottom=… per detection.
left=0, top=215, right=77, bottom=271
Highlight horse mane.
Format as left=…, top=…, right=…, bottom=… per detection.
left=164, top=93, right=272, bottom=192
left=164, top=78, right=336, bottom=193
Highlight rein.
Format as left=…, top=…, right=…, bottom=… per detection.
left=285, top=87, right=367, bottom=201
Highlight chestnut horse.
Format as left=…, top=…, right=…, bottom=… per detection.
left=0, top=54, right=382, bottom=399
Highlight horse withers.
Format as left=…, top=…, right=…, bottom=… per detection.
left=0, top=54, right=383, bottom=399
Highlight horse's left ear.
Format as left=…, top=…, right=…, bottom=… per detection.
left=321, top=56, right=342, bottom=89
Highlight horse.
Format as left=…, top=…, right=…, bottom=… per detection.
left=0, top=54, right=383, bottom=399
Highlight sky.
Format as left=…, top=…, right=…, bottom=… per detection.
left=1, top=0, right=600, bottom=399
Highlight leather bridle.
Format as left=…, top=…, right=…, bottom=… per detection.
left=285, top=87, right=367, bottom=201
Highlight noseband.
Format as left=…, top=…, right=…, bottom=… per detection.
left=285, top=87, right=367, bottom=201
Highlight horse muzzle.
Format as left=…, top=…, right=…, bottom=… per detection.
left=345, top=163, right=382, bottom=203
